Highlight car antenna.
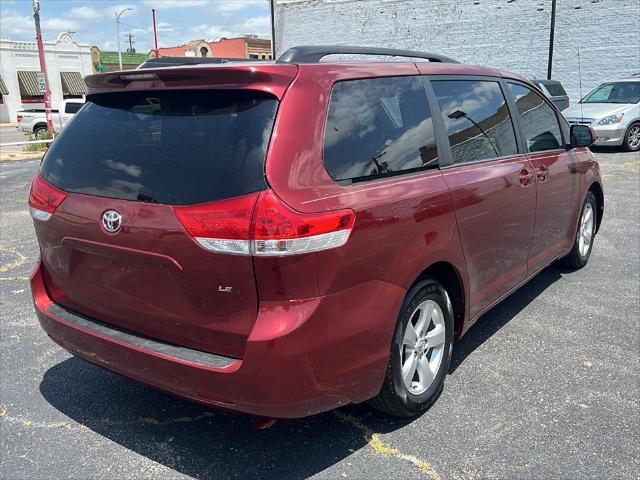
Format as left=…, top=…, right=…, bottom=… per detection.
left=577, top=46, right=584, bottom=122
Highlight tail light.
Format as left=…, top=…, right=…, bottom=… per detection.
left=174, top=190, right=355, bottom=256
left=28, top=173, right=67, bottom=221
left=173, top=192, right=258, bottom=255
left=17, top=114, right=23, bottom=122
left=251, top=190, right=354, bottom=256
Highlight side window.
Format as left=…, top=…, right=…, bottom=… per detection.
left=508, top=83, right=563, bottom=152
left=432, top=80, right=518, bottom=166
left=324, top=76, right=438, bottom=182
left=65, top=102, right=83, bottom=114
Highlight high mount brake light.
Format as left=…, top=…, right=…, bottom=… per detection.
left=120, top=73, right=158, bottom=81
left=174, top=191, right=355, bottom=256
left=28, top=174, right=67, bottom=221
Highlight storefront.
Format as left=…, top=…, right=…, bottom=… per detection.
left=0, top=32, right=92, bottom=123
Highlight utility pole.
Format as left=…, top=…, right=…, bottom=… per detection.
left=152, top=9, right=159, bottom=58
left=547, top=0, right=557, bottom=80
left=32, top=0, right=53, bottom=137
left=270, top=0, right=276, bottom=59
left=116, top=7, right=133, bottom=70
left=125, top=33, right=135, bottom=53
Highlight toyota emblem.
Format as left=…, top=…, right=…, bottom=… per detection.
left=102, top=210, right=122, bottom=233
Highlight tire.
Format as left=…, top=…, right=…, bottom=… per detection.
left=623, top=122, right=640, bottom=152
left=33, top=125, right=47, bottom=140
left=560, top=191, right=597, bottom=269
left=369, top=277, right=454, bottom=417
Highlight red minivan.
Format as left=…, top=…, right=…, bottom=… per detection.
left=30, top=46, right=603, bottom=418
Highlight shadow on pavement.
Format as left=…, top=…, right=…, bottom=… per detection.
left=39, top=262, right=569, bottom=478
left=449, top=263, right=566, bottom=373
left=39, top=357, right=412, bottom=479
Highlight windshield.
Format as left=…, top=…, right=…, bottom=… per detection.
left=41, top=90, right=278, bottom=205
left=581, top=82, right=640, bottom=104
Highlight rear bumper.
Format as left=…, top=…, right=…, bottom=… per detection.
left=31, top=261, right=404, bottom=418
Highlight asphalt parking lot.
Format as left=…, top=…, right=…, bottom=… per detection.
left=1, top=149, right=638, bottom=480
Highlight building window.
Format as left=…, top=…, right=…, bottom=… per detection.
left=249, top=54, right=259, bottom=59
left=200, top=46, right=208, bottom=58
left=60, top=72, right=87, bottom=99
left=0, top=74, right=8, bottom=98
left=17, top=71, right=44, bottom=104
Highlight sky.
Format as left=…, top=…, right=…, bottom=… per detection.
left=0, top=0, right=271, bottom=52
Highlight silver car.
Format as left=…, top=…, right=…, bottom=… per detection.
left=563, top=76, right=640, bottom=151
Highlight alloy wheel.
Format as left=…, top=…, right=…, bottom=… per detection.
left=628, top=126, right=640, bottom=150
left=401, top=299, right=446, bottom=395
left=578, top=202, right=594, bottom=258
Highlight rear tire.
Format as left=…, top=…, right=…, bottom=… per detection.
left=623, top=122, right=640, bottom=152
left=560, top=191, right=597, bottom=269
left=369, top=277, right=454, bottom=417
left=33, top=125, right=47, bottom=140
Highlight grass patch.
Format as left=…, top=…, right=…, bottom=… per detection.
left=23, top=131, right=52, bottom=152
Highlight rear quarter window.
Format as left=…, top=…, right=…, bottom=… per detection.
left=40, top=90, right=278, bottom=205
left=323, top=76, right=438, bottom=182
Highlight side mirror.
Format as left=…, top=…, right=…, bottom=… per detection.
left=570, top=124, right=595, bottom=148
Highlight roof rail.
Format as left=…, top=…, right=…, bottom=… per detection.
left=276, top=45, right=459, bottom=64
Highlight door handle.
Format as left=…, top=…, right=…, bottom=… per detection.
left=519, top=168, right=534, bottom=187
left=536, top=165, right=549, bottom=182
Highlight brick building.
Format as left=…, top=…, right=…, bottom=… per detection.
left=151, top=36, right=273, bottom=60
left=274, top=0, right=640, bottom=101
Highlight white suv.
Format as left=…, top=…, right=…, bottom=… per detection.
left=563, top=76, right=640, bottom=151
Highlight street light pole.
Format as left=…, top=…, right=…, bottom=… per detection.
left=32, top=0, right=54, bottom=137
left=270, top=0, right=276, bottom=59
left=547, top=0, right=557, bottom=80
left=115, top=8, right=133, bottom=70
left=152, top=9, right=159, bottom=58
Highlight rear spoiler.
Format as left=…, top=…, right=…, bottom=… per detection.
left=137, top=56, right=262, bottom=69
left=84, top=64, right=298, bottom=100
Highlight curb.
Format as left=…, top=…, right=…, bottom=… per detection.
left=0, top=153, right=42, bottom=163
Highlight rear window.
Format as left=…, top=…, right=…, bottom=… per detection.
left=41, top=90, right=278, bottom=205
left=538, top=81, right=567, bottom=97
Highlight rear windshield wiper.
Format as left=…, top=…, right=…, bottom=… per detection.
left=137, top=194, right=158, bottom=203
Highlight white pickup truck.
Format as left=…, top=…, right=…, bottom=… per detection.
left=16, top=99, right=84, bottom=137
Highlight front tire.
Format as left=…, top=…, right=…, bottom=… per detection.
left=623, top=122, right=640, bottom=152
left=369, top=277, right=454, bottom=417
left=560, top=191, right=597, bottom=269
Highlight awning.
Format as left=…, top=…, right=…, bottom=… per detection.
left=60, top=71, right=87, bottom=95
left=0, top=74, right=8, bottom=95
left=17, top=71, right=42, bottom=96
